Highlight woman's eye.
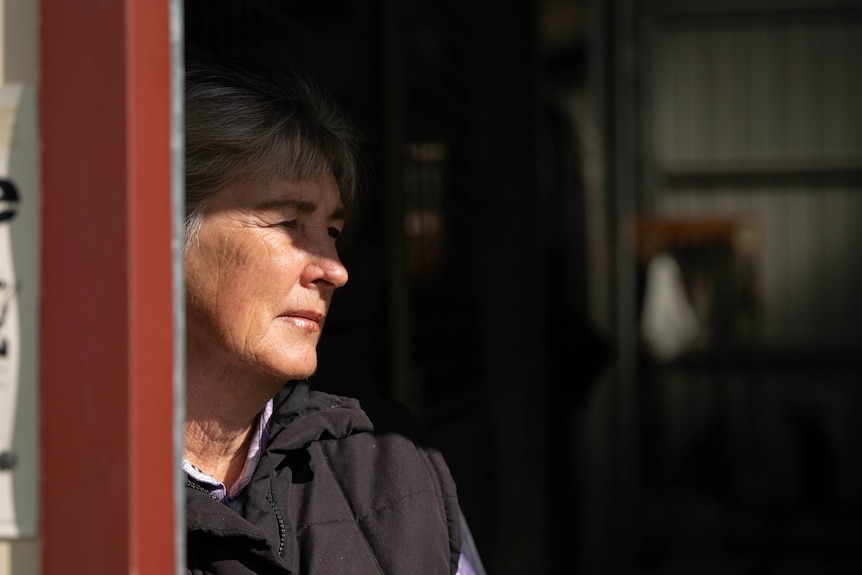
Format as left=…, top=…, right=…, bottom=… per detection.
left=278, top=220, right=298, bottom=230
left=328, top=227, right=341, bottom=240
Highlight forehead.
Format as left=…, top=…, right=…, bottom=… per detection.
left=222, top=173, right=344, bottom=212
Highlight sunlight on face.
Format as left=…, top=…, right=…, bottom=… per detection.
left=185, top=172, right=348, bottom=384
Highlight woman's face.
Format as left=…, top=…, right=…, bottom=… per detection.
left=185, top=172, right=348, bottom=383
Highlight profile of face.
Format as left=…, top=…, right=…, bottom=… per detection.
left=185, top=172, right=348, bottom=383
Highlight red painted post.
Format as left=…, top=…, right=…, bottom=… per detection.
left=39, top=0, right=175, bottom=573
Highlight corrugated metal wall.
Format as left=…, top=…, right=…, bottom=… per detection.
left=636, top=4, right=862, bottom=571
left=650, top=15, right=862, bottom=343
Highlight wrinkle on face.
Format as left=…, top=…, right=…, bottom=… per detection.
left=185, top=173, right=347, bottom=388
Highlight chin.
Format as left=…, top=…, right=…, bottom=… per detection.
left=278, top=355, right=318, bottom=381
left=259, top=340, right=321, bottom=381
left=290, top=367, right=317, bottom=381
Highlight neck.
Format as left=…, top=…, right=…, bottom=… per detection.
left=183, top=361, right=283, bottom=489
left=184, top=418, right=255, bottom=489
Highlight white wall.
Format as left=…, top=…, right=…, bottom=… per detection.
left=0, top=0, right=39, bottom=573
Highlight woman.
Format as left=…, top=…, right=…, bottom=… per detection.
left=182, top=62, right=483, bottom=575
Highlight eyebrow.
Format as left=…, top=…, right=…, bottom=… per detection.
left=254, top=199, right=347, bottom=220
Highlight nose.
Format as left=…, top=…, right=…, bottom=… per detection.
left=321, top=254, right=348, bottom=288
left=303, top=251, right=349, bottom=289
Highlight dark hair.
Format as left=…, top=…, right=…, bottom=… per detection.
left=184, top=60, right=361, bottom=248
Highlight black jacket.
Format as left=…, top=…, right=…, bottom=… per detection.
left=186, top=382, right=462, bottom=574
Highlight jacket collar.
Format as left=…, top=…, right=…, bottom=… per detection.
left=265, top=381, right=375, bottom=453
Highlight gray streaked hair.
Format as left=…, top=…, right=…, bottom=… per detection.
left=184, top=60, right=361, bottom=248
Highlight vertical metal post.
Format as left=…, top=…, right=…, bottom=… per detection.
left=381, top=0, right=414, bottom=410
left=611, top=0, right=641, bottom=572
left=170, top=0, right=186, bottom=573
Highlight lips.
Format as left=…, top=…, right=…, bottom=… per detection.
left=279, top=310, right=324, bottom=333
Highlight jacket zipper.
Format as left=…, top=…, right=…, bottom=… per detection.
left=266, top=487, right=287, bottom=558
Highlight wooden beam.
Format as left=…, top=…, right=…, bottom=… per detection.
left=39, top=1, right=175, bottom=573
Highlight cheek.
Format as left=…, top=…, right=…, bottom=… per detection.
left=186, top=239, right=256, bottom=325
left=186, top=230, right=308, bottom=323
